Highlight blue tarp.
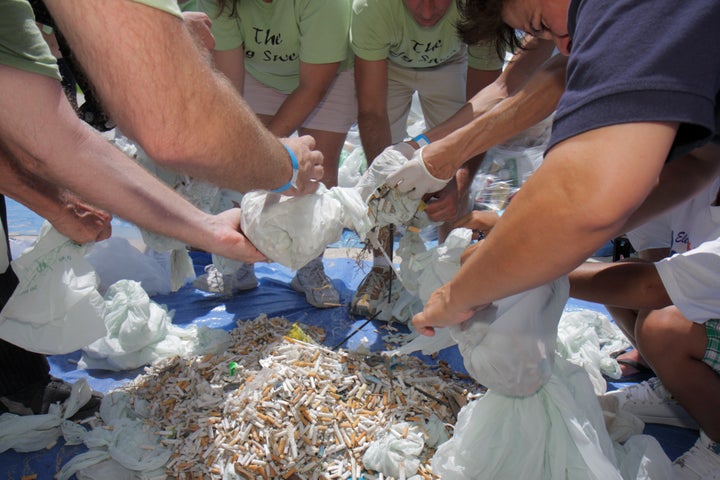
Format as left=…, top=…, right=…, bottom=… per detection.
left=0, top=200, right=698, bottom=479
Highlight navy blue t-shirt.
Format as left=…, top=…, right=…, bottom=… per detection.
left=548, top=0, right=720, bottom=161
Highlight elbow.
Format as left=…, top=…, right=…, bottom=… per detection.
left=127, top=129, right=201, bottom=172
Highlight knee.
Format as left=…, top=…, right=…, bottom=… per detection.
left=636, top=307, right=688, bottom=362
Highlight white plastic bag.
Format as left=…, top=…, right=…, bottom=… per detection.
left=241, top=185, right=372, bottom=270
left=0, top=378, right=92, bottom=454
left=449, top=276, right=569, bottom=397
left=432, top=358, right=623, bottom=480
left=338, top=146, right=367, bottom=188
left=0, top=222, right=106, bottom=354
left=362, top=422, right=424, bottom=478
left=57, top=391, right=172, bottom=480
left=86, top=237, right=173, bottom=296
left=79, top=280, right=231, bottom=371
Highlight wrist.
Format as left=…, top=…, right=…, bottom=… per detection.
left=271, top=145, right=299, bottom=193
left=421, top=144, right=455, bottom=181
left=411, top=133, right=431, bottom=147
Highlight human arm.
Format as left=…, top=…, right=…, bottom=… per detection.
left=422, top=48, right=562, bottom=179
left=265, top=61, right=342, bottom=137
left=44, top=0, right=322, bottom=195
left=422, top=66, right=500, bottom=223
left=423, top=155, right=481, bottom=225
left=355, top=57, right=392, bottom=162
left=182, top=10, right=215, bottom=51
left=212, top=46, right=245, bottom=93
left=0, top=152, right=111, bottom=244
left=0, top=64, right=264, bottom=263
left=621, top=143, right=720, bottom=233
left=388, top=39, right=560, bottom=194
left=569, top=260, right=671, bottom=310
left=413, top=121, right=678, bottom=335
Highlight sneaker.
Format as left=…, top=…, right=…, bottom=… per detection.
left=602, top=377, right=699, bottom=429
left=0, top=377, right=102, bottom=421
left=673, top=431, right=720, bottom=479
left=193, top=263, right=258, bottom=295
left=291, top=257, right=340, bottom=308
left=350, top=266, right=394, bottom=318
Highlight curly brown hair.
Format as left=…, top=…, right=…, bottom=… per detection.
left=455, top=0, right=523, bottom=60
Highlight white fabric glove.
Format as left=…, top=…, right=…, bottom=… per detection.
left=385, top=146, right=452, bottom=200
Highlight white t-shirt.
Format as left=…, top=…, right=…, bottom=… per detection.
left=651, top=177, right=720, bottom=323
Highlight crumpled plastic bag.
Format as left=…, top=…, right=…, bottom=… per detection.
left=383, top=228, right=471, bottom=324
left=86, top=237, right=173, bottom=296
left=557, top=309, right=631, bottom=394
left=393, top=227, right=565, bottom=396
left=241, top=185, right=372, bottom=270
left=449, top=277, right=568, bottom=397
left=79, top=279, right=231, bottom=371
left=432, top=357, right=673, bottom=480
left=338, top=145, right=367, bottom=188
left=0, top=222, right=106, bottom=354
left=0, top=378, right=92, bottom=454
left=432, top=357, right=623, bottom=479
left=362, top=421, right=424, bottom=478
left=57, top=391, right=172, bottom=480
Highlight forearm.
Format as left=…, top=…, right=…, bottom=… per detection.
left=46, top=0, right=291, bottom=193
left=422, top=54, right=565, bottom=180
left=267, top=87, right=322, bottom=137
left=622, top=142, right=720, bottom=232
left=446, top=123, right=675, bottom=312
left=457, top=154, right=482, bottom=194
left=569, top=260, right=672, bottom=310
left=267, top=63, right=341, bottom=137
left=0, top=69, right=236, bottom=254
left=0, top=155, right=69, bottom=227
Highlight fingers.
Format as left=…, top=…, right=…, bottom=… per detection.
left=451, top=210, right=499, bottom=234
left=281, top=136, right=323, bottom=196
left=411, top=312, right=437, bottom=337
left=211, top=209, right=269, bottom=263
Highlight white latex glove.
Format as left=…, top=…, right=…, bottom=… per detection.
left=385, top=146, right=452, bottom=200
left=354, top=143, right=415, bottom=201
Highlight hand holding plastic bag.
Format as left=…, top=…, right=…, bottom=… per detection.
left=449, top=277, right=569, bottom=397
left=241, top=185, right=372, bottom=270
left=354, top=143, right=415, bottom=202
left=386, top=146, right=453, bottom=200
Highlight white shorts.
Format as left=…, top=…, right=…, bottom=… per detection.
left=387, top=48, right=468, bottom=143
left=243, top=69, right=357, bottom=134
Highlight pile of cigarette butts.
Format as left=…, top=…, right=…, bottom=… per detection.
left=103, top=314, right=482, bottom=480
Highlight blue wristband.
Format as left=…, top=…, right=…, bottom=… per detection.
left=412, top=134, right=431, bottom=147
left=271, top=145, right=299, bottom=193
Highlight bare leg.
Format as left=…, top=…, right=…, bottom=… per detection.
left=637, top=307, right=720, bottom=440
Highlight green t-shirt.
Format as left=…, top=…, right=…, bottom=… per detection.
left=0, top=0, right=182, bottom=80
left=134, top=0, right=183, bottom=16
left=199, top=0, right=353, bottom=94
left=0, top=0, right=60, bottom=80
left=350, top=0, right=502, bottom=71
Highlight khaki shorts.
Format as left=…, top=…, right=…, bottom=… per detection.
left=387, top=48, right=468, bottom=143
left=243, top=69, right=357, bottom=134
